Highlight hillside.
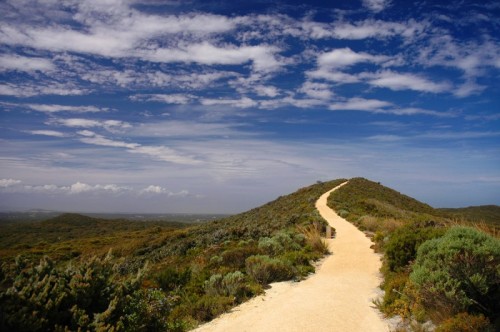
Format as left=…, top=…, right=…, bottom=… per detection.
left=438, top=205, right=500, bottom=227
left=328, top=177, right=439, bottom=222
left=1, top=178, right=497, bottom=331
left=329, top=178, right=499, bottom=331
left=0, top=213, right=190, bottom=262
left=0, top=178, right=347, bottom=331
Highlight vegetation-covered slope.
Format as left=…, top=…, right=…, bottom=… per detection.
left=0, top=179, right=346, bottom=331
left=329, top=178, right=499, bottom=331
left=0, top=213, right=188, bottom=262
left=438, top=205, right=500, bottom=228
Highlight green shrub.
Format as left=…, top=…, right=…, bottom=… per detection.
left=156, top=267, right=191, bottom=292
left=0, top=253, right=173, bottom=331
left=220, top=246, right=260, bottom=269
left=410, top=227, right=500, bottom=322
left=384, top=221, right=445, bottom=272
left=205, top=271, right=246, bottom=299
left=258, top=231, right=302, bottom=256
left=191, top=295, right=233, bottom=322
left=245, top=255, right=293, bottom=285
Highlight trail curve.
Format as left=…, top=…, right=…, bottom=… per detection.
left=193, top=181, right=389, bottom=332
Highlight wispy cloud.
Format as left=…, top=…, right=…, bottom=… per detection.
left=76, top=131, right=201, bottom=165
left=363, top=0, right=392, bottom=13
left=140, top=185, right=190, bottom=197
left=0, top=83, right=88, bottom=97
left=366, top=71, right=452, bottom=93
left=201, top=97, right=258, bottom=108
left=317, top=48, right=389, bottom=69
left=0, top=54, right=55, bottom=72
left=0, top=178, right=192, bottom=197
left=26, top=130, right=67, bottom=137
left=25, top=104, right=107, bottom=113
left=329, top=97, right=392, bottom=111
left=50, top=118, right=132, bottom=132
left=131, top=94, right=195, bottom=104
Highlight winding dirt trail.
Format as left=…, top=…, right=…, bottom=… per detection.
left=193, top=182, right=389, bottom=332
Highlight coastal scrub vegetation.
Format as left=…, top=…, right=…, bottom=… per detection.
left=328, top=177, right=500, bottom=331
left=0, top=179, right=346, bottom=330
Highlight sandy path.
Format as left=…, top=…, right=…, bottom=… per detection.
left=193, top=182, right=389, bottom=332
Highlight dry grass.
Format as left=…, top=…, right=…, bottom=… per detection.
left=297, top=224, right=329, bottom=254
left=448, top=218, right=499, bottom=238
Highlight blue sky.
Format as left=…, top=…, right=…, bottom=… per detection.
left=0, top=0, right=499, bottom=213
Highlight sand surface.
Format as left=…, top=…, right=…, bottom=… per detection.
left=193, top=182, right=389, bottom=332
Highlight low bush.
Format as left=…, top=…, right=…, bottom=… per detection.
left=0, top=253, right=173, bottom=331
left=245, top=255, right=293, bottom=285
left=258, top=231, right=302, bottom=256
left=384, top=221, right=445, bottom=272
left=190, top=295, right=233, bottom=322
left=156, top=267, right=191, bottom=292
left=205, top=271, right=246, bottom=300
left=435, top=312, right=492, bottom=332
left=410, top=227, right=500, bottom=324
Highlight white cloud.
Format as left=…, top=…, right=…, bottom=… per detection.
left=0, top=179, right=22, bottom=188
left=76, top=131, right=201, bottom=165
left=201, top=97, right=258, bottom=108
left=27, top=130, right=67, bottom=137
left=139, top=185, right=189, bottom=196
left=130, top=146, right=201, bottom=165
left=131, top=94, right=195, bottom=104
left=453, top=79, right=486, bottom=98
left=140, top=185, right=167, bottom=194
left=299, top=81, right=333, bottom=100
left=367, top=71, right=452, bottom=93
left=0, top=54, right=55, bottom=72
left=363, top=0, right=392, bottom=13
left=0, top=180, right=130, bottom=195
left=254, top=85, right=280, bottom=97
left=130, top=121, right=246, bottom=138
left=317, top=48, right=388, bottom=69
left=68, top=182, right=128, bottom=194
left=331, top=20, right=423, bottom=40
left=147, top=42, right=282, bottom=72
left=25, top=103, right=106, bottom=113
left=51, top=118, right=132, bottom=132
left=77, top=131, right=139, bottom=149
left=307, top=69, right=360, bottom=83
left=417, top=35, right=500, bottom=78
left=329, top=97, right=392, bottom=111
left=258, top=95, right=327, bottom=109
left=328, top=98, right=450, bottom=117
left=0, top=83, right=89, bottom=97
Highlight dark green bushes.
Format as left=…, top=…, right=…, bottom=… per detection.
left=410, top=227, right=500, bottom=323
left=0, top=253, right=173, bottom=331
left=156, top=267, right=192, bottom=292
left=384, top=221, right=445, bottom=272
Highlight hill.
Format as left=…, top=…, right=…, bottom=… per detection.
left=1, top=178, right=497, bottom=331
left=438, top=205, right=500, bottom=227
left=0, top=178, right=347, bottom=331
left=328, top=178, right=499, bottom=331
left=0, top=213, right=189, bottom=262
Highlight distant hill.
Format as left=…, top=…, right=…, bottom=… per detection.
left=438, top=205, right=500, bottom=226
left=327, top=177, right=440, bottom=222
left=0, top=213, right=189, bottom=260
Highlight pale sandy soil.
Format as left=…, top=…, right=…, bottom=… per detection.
left=193, top=182, right=390, bottom=332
